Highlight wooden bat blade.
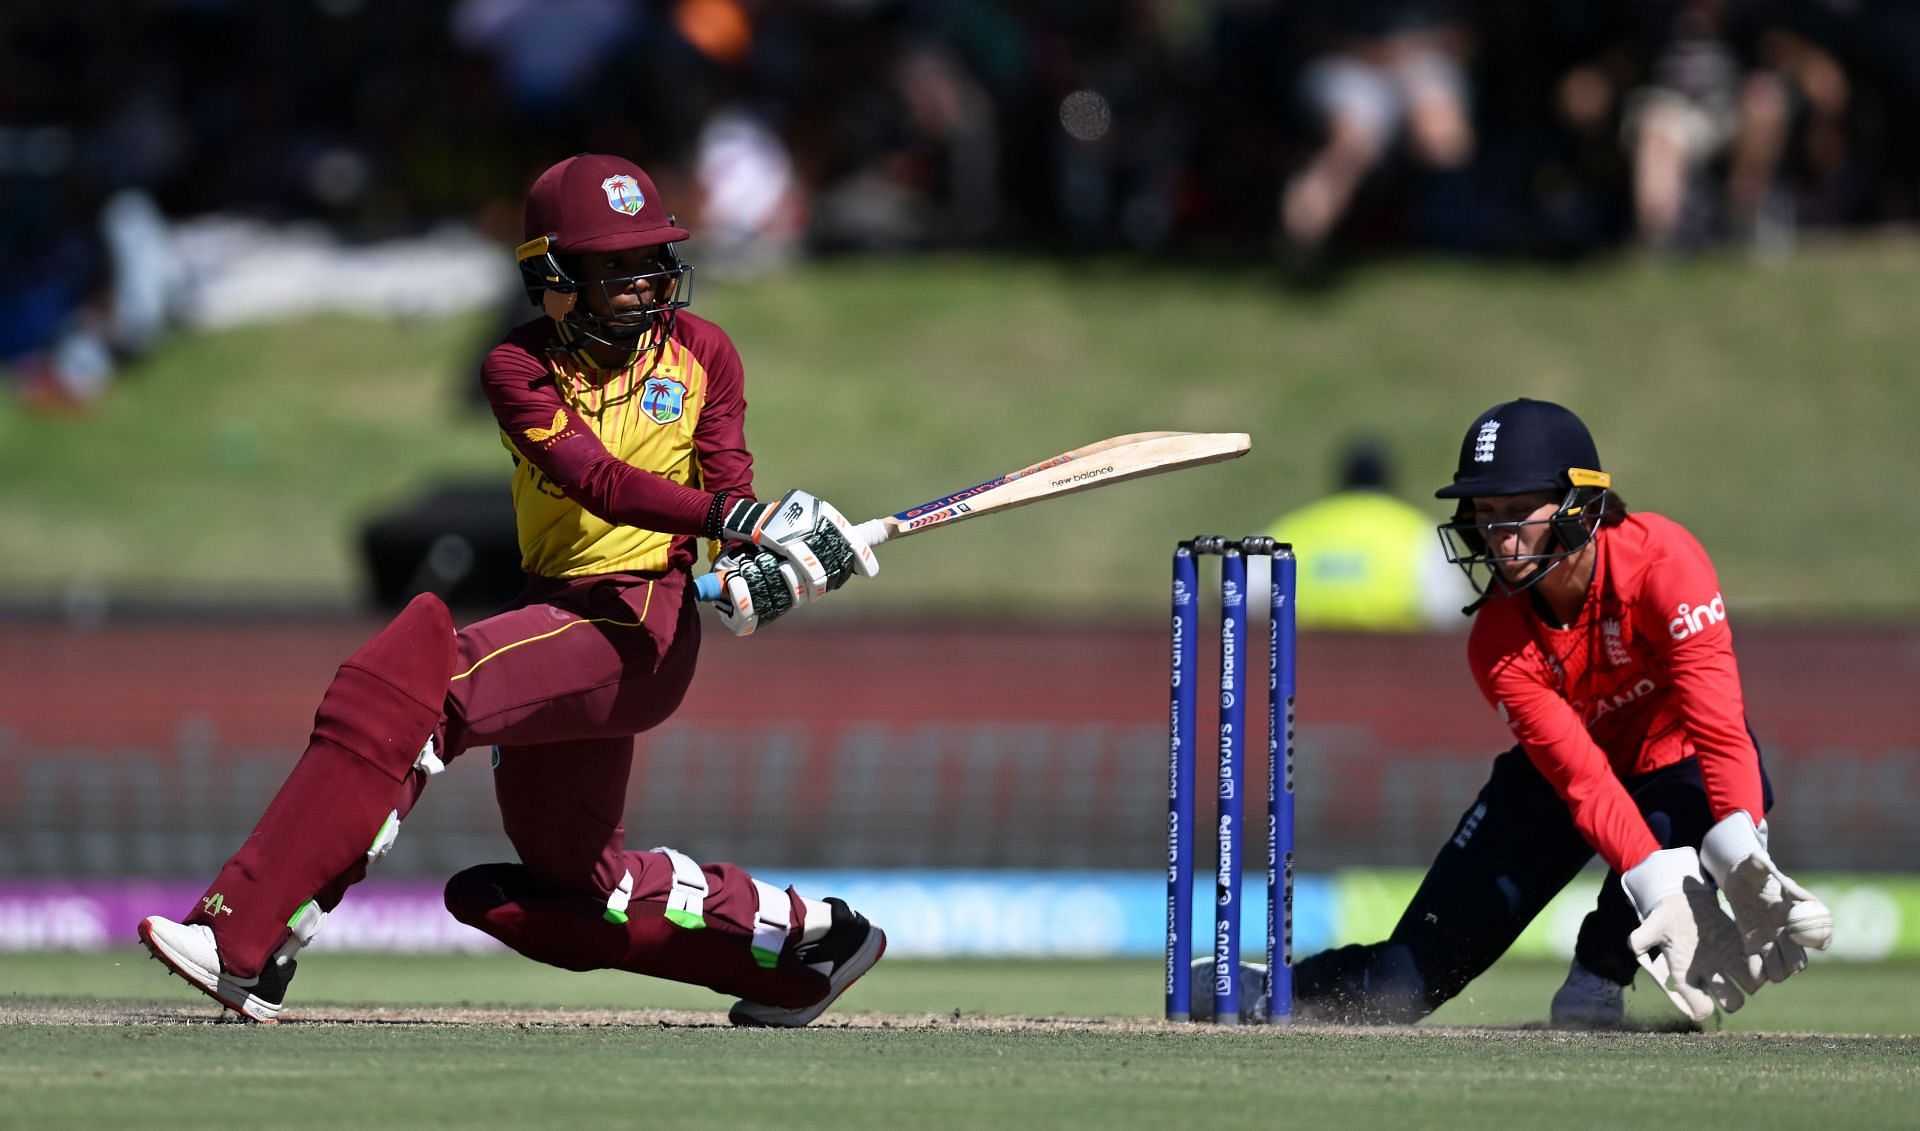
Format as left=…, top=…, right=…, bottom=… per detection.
left=862, top=431, right=1251, bottom=545
left=694, top=431, right=1251, bottom=603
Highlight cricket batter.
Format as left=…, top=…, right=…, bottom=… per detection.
left=139, top=154, right=886, bottom=1026
left=1213, top=398, right=1834, bottom=1026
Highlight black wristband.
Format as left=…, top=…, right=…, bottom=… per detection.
left=704, top=490, right=731, bottom=540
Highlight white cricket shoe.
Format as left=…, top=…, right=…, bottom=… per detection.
left=1186, top=957, right=1271, bottom=1023
left=138, top=916, right=296, bottom=1023
left=1549, top=958, right=1626, bottom=1029
left=729, top=898, right=886, bottom=1028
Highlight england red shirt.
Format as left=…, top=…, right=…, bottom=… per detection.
left=1466, top=513, right=1766, bottom=873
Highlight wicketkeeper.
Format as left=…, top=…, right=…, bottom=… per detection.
left=140, top=154, right=884, bottom=1025
left=1207, top=397, right=1833, bottom=1026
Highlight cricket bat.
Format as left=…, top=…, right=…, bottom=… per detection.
left=695, top=430, right=1251, bottom=601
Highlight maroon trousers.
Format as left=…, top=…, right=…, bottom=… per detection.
left=190, top=572, right=826, bottom=1007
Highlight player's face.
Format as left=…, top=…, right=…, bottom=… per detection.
left=1472, top=491, right=1562, bottom=583
left=579, top=245, right=678, bottom=322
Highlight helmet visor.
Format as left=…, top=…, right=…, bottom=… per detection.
left=1436, top=485, right=1606, bottom=600
left=579, top=258, right=693, bottom=343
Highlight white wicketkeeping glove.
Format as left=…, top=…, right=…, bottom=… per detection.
left=1700, top=811, right=1834, bottom=984
left=1624, top=847, right=1760, bottom=1022
left=719, top=489, right=879, bottom=601
left=710, top=549, right=804, bottom=636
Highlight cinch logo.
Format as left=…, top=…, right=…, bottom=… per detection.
left=1669, top=592, right=1727, bottom=640
left=1473, top=419, right=1501, bottom=463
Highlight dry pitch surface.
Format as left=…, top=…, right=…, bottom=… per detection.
left=2, top=996, right=1895, bottom=1044
left=6, top=989, right=1915, bottom=1130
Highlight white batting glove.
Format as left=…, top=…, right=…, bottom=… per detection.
left=1701, top=811, right=1834, bottom=984
left=720, top=489, right=878, bottom=601
left=1624, top=847, right=1760, bottom=1022
left=710, top=549, right=803, bottom=636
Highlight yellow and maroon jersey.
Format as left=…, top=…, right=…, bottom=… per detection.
left=1466, top=513, right=1766, bottom=873
left=479, top=312, right=753, bottom=578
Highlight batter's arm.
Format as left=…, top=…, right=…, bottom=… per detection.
left=482, top=335, right=716, bottom=534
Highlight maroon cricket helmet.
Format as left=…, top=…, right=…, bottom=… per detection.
left=524, top=154, right=690, bottom=253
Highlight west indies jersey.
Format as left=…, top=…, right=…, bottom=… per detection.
left=1466, top=513, right=1766, bottom=873
left=479, top=313, right=752, bottom=578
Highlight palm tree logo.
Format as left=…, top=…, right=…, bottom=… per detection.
left=642, top=376, right=686, bottom=424
left=601, top=175, right=646, bottom=216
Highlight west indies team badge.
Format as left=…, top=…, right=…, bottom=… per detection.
left=641, top=375, right=686, bottom=424
left=602, top=175, right=645, bottom=216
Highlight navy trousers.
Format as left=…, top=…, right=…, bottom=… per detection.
left=1296, top=745, right=1772, bottom=1023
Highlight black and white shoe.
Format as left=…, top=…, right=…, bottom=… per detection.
left=729, top=898, right=886, bottom=1027
left=1549, top=958, right=1626, bottom=1029
left=138, top=916, right=297, bottom=1023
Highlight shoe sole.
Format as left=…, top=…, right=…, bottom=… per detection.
left=138, top=917, right=280, bottom=1024
left=729, top=927, right=888, bottom=1028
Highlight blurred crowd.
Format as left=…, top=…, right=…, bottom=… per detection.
left=5, top=0, right=1919, bottom=405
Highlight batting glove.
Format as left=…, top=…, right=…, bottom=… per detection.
left=710, top=549, right=803, bottom=636
left=720, top=489, right=878, bottom=601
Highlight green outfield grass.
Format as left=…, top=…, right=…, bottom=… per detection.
left=2, top=954, right=1915, bottom=1128
left=4, top=240, right=1919, bottom=617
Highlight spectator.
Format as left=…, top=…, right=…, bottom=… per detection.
left=1279, top=0, right=1476, bottom=253
left=1257, top=436, right=1474, bottom=631
left=1585, top=0, right=1850, bottom=251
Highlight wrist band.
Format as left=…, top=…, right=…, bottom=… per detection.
left=704, top=490, right=731, bottom=540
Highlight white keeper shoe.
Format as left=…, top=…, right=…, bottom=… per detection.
left=1549, top=958, right=1626, bottom=1029
left=1186, top=957, right=1271, bottom=1023
left=729, top=898, right=886, bottom=1028
left=138, top=915, right=296, bottom=1023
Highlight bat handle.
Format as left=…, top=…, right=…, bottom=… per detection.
left=692, top=519, right=887, bottom=604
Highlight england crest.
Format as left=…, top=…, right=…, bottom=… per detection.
left=641, top=375, right=686, bottom=424
left=602, top=175, right=645, bottom=216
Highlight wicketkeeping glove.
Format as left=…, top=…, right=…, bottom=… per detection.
left=719, top=489, right=879, bottom=601
left=1624, top=847, right=1761, bottom=1023
left=1700, top=810, right=1834, bottom=984
left=710, top=549, right=803, bottom=636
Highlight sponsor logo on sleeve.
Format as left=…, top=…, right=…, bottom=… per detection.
left=524, top=408, right=575, bottom=448
left=1668, top=592, right=1728, bottom=640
